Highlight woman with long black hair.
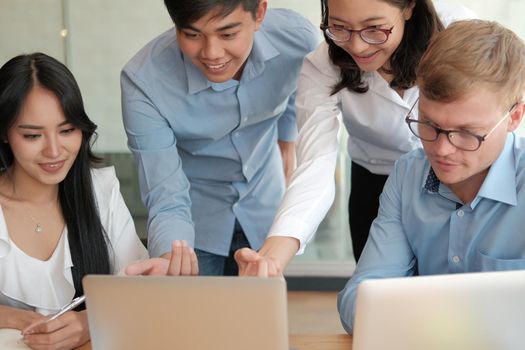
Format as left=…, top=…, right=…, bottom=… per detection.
left=0, top=52, right=149, bottom=349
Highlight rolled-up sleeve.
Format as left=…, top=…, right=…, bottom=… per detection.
left=277, top=93, right=298, bottom=142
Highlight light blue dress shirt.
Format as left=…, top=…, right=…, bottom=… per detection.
left=121, top=9, right=319, bottom=257
left=338, top=133, right=525, bottom=333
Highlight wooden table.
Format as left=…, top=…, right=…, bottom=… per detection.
left=290, top=334, right=352, bottom=349
left=77, top=334, right=352, bottom=350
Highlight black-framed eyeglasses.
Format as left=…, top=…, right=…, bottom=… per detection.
left=320, top=25, right=393, bottom=45
left=405, top=98, right=516, bottom=152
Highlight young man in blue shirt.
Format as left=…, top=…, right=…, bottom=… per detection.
left=121, top=0, right=319, bottom=275
left=338, top=19, right=525, bottom=333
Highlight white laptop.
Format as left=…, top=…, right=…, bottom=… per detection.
left=83, top=275, right=288, bottom=350
left=352, top=270, right=525, bottom=350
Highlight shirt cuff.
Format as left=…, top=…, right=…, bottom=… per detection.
left=267, top=216, right=316, bottom=255
left=278, top=116, right=298, bottom=142
left=147, top=219, right=195, bottom=258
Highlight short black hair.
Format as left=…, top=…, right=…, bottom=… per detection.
left=164, top=0, right=260, bottom=28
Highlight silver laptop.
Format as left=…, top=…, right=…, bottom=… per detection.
left=353, top=270, right=525, bottom=350
left=83, top=276, right=288, bottom=350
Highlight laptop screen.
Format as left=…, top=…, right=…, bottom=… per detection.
left=352, top=270, right=525, bottom=350
left=83, top=275, right=289, bottom=350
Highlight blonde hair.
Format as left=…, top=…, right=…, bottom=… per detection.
left=417, top=19, right=525, bottom=109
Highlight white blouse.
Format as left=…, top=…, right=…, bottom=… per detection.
left=0, top=167, right=148, bottom=315
left=267, top=2, right=477, bottom=252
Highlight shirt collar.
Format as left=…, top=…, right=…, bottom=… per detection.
left=365, top=71, right=418, bottom=109
left=183, top=53, right=209, bottom=95
left=474, top=133, right=517, bottom=206
left=239, top=30, right=279, bottom=82
left=423, top=167, right=440, bottom=193
left=422, top=133, right=518, bottom=206
left=184, top=30, right=279, bottom=95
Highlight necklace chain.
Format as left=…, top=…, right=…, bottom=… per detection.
left=24, top=206, right=45, bottom=233
left=0, top=177, right=58, bottom=234
left=22, top=199, right=58, bottom=234
left=10, top=198, right=57, bottom=234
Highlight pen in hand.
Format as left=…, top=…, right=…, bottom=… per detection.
left=48, top=295, right=86, bottom=321
left=22, top=295, right=86, bottom=335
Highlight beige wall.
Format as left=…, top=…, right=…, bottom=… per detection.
left=0, top=0, right=65, bottom=62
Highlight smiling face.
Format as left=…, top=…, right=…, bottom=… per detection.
left=6, top=84, right=82, bottom=189
left=326, top=0, right=413, bottom=75
left=176, top=2, right=266, bottom=83
left=418, top=88, right=523, bottom=202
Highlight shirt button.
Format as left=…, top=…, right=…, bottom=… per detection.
left=243, top=117, right=248, bottom=122
left=233, top=203, right=238, bottom=209
left=452, top=255, right=461, bottom=264
left=457, top=210, right=464, bottom=217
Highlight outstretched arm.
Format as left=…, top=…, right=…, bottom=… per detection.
left=240, top=48, right=342, bottom=276
left=121, top=69, right=195, bottom=259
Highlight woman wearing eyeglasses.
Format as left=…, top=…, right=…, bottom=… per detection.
left=235, top=0, right=476, bottom=276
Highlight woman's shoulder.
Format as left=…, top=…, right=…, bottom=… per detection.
left=306, top=42, right=330, bottom=65
left=304, top=42, right=340, bottom=79
left=90, top=166, right=119, bottom=194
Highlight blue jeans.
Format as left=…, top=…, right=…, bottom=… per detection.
left=195, top=221, right=250, bottom=276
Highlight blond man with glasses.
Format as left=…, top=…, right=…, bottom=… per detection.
left=338, top=19, right=525, bottom=334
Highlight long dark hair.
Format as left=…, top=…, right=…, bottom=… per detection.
left=0, top=53, right=111, bottom=303
left=321, top=0, right=444, bottom=94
